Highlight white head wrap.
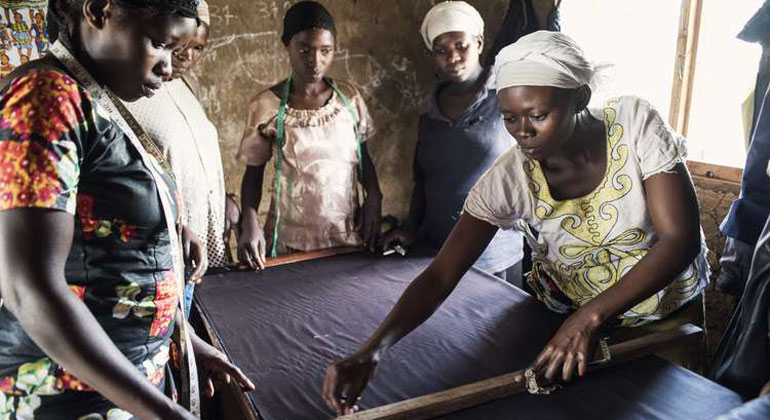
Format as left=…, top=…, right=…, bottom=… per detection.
left=420, top=1, right=484, bottom=49
left=493, top=31, right=603, bottom=92
left=197, top=0, right=210, bottom=26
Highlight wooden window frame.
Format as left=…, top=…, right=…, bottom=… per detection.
left=669, top=0, right=745, bottom=184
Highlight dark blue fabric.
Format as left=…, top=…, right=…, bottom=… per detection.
left=714, top=394, right=770, bottom=420
left=722, top=84, right=770, bottom=246
left=415, top=85, right=522, bottom=272
left=196, top=252, right=743, bottom=420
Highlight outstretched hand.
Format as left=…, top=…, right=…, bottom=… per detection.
left=531, top=308, right=605, bottom=382
left=237, top=217, right=266, bottom=270
left=192, top=335, right=255, bottom=398
left=323, top=351, right=378, bottom=416
left=381, top=228, right=414, bottom=252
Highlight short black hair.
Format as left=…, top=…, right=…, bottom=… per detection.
left=48, top=0, right=197, bottom=43
left=281, top=1, right=336, bottom=46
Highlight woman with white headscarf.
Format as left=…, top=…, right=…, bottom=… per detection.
left=323, top=31, right=709, bottom=415
left=382, top=1, right=524, bottom=284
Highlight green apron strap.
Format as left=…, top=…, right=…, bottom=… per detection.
left=271, top=74, right=292, bottom=258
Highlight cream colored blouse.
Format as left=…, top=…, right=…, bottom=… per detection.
left=237, top=80, right=376, bottom=253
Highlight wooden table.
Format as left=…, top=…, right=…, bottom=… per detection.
left=193, top=250, right=742, bottom=420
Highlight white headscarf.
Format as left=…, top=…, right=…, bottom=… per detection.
left=197, top=0, right=210, bottom=26
left=420, top=1, right=485, bottom=49
left=493, top=31, right=601, bottom=92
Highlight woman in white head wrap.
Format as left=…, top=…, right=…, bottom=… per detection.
left=323, top=31, right=708, bottom=415
left=382, top=1, right=524, bottom=284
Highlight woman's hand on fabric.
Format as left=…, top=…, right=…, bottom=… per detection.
left=237, top=216, right=266, bottom=270
left=181, top=226, right=208, bottom=283
left=223, top=194, right=241, bottom=244
left=192, top=334, right=255, bottom=398
left=381, top=228, right=414, bottom=251
left=323, top=350, right=378, bottom=416
left=532, top=308, right=606, bottom=382
left=357, top=193, right=382, bottom=252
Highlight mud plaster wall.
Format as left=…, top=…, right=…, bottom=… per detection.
left=192, top=0, right=509, bottom=220
left=192, top=0, right=738, bottom=366
left=693, top=178, right=739, bottom=363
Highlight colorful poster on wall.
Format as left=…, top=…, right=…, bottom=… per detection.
left=0, top=1, right=48, bottom=79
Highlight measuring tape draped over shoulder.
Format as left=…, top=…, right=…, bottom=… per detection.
left=49, top=40, right=201, bottom=417
left=270, top=74, right=364, bottom=258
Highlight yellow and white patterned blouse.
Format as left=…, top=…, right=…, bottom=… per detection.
left=464, top=96, right=709, bottom=326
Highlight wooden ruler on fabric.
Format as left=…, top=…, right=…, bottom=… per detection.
left=333, top=324, right=703, bottom=420
left=265, top=246, right=363, bottom=268
left=225, top=246, right=364, bottom=272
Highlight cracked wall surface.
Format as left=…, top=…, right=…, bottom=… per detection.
left=193, top=0, right=508, bottom=221
left=693, top=179, right=740, bottom=364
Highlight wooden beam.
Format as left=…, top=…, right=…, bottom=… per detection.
left=265, top=246, right=363, bottom=268
left=334, top=324, right=703, bottom=420
left=687, top=161, right=743, bottom=185
left=226, top=246, right=364, bottom=272
left=669, top=0, right=703, bottom=135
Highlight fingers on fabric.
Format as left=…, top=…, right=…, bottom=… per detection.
left=223, top=360, right=254, bottom=391
left=341, top=372, right=369, bottom=414
left=534, top=344, right=554, bottom=372
left=238, top=234, right=264, bottom=271
left=237, top=245, right=253, bottom=270
left=246, top=245, right=259, bottom=271
left=255, top=237, right=266, bottom=270
left=205, top=377, right=215, bottom=398
left=544, top=348, right=567, bottom=381
left=322, top=365, right=343, bottom=414
left=381, top=233, right=397, bottom=250
left=203, top=357, right=255, bottom=398
left=190, top=245, right=208, bottom=280
left=562, top=344, right=578, bottom=382
left=324, top=358, right=376, bottom=416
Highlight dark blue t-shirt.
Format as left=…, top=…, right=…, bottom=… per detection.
left=415, top=83, right=523, bottom=272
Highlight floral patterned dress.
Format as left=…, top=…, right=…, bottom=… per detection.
left=0, top=66, right=180, bottom=418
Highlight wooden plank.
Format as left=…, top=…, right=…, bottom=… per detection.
left=265, top=246, right=363, bottom=268
left=668, top=0, right=690, bottom=129
left=225, top=246, right=364, bottom=272
left=687, top=161, right=743, bottom=185
left=669, top=0, right=703, bottom=135
left=334, top=324, right=703, bottom=420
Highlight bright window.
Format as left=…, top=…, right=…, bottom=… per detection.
left=560, top=0, right=763, bottom=168
left=686, top=0, right=761, bottom=167
left=560, top=0, right=681, bottom=117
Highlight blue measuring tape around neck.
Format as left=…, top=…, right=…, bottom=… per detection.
left=271, top=74, right=364, bottom=258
